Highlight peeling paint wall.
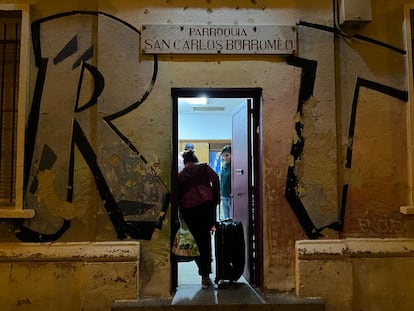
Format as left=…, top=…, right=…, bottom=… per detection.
left=297, top=239, right=414, bottom=311
left=0, top=0, right=412, bottom=303
left=0, top=242, right=140, bottom=310
left=335, top=0, right=412, bottom=241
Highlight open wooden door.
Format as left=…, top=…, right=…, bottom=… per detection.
left=232, top=101, right=251, bottom=282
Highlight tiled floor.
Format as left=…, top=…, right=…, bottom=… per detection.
left=174, top=260, right=265, bottom=305
left=172, top=233, right=266, bottom=305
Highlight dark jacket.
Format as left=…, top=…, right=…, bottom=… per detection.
left=178, top=162, right=220, bottom=207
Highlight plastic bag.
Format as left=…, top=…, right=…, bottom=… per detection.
left=172, top=224, right=200, bottom=261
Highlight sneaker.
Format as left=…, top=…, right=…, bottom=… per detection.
left=201, top=277, right=213, bottom=289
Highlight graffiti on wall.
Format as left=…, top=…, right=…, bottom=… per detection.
left=284, top=55, right=339, bottom=239
left=17, top=11, right=168, bottom=242
left=285, top=22, right=408, bottom=239
left=16, top=10, right=411, bottom=242
left=340, top=77, right=408, bottom=237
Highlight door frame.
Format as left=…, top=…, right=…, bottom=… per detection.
left=170, top=87, right=263, bottom=292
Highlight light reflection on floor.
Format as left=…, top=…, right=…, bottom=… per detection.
left=173, top=234, right=265, bottom=305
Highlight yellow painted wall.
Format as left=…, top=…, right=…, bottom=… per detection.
left=0, top=0, right=412, bottom=309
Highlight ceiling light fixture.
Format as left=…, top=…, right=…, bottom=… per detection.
left=193, top=106, right=225, bottom=111
left=178, top=97, right=207, bottom=105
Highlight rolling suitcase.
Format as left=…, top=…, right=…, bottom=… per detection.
left=214, top=219, right=245, bottom=284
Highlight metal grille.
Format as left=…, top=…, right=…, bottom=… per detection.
left=0, top=11, right=21, bottom=205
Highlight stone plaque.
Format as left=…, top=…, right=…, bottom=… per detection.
left=141, top=25, right=296, bottom=55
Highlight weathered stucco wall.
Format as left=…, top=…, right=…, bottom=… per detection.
left=297, top=239, right=414, bottom=311
left=0, top=0, right=413, bottom=307
left=336, top=0, right=412, bottom=240
left=0, top=242, right=139, bottom=311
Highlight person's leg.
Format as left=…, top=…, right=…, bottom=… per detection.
left=180, top=203, right=214, bottom=279
left=228, top=198, right=233, bottom=219
left=221, top=196, right=231, bottom=219
left=216, top=204, right=221, bottom=221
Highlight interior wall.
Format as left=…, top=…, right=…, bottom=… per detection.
left=179, top=113, right=232, bottom=141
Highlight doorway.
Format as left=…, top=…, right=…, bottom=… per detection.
left=171, top=88, right=263, bottom=293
